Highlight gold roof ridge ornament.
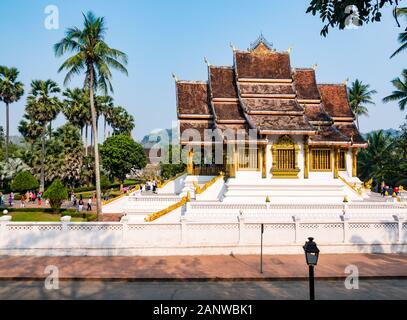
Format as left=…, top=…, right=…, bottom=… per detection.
left=286, top=47, right=293, bottom=54
left=311, top=63, right=318, bottom=70
left=171, top=73, right=178, bottom=82
left=249, top=33, right=274, bottom=52
left=204, top=57, right=211, bottom=67
left=342, top=77, right=349, bottom=85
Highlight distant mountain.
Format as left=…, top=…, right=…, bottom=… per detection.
left=140, top=128, right=178, bottom=148
left=362, top=128, right=401, bottom=139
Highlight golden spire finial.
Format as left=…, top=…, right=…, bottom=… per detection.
left=286, top=47, right=293, bottom=54
left=229, top=42, right=236, bottom=51
left=343, top=77, right=349, bottom=85
left=204, top=57, right=211, bottom=66
left=171, top=73, right=178, bottom=82
left=311, top=63, right=318, bottom=70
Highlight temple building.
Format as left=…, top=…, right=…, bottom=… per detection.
left=175, top=36, right=367, bottom=199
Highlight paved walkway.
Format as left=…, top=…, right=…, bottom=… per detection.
left=0, top=254, right=405, bottom=280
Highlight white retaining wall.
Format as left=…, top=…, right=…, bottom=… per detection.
left=0, top=213, right=406, bottom=256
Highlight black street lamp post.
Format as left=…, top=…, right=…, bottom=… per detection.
left=303, top=237, right=319, bottom=300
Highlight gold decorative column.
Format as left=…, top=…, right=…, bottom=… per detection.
left=303, top=137, right=309, bottom=179
left=227, top=144, right=236, bottom=178
left=187, top=149, right=194, bottom=175
left=333, top=147, right=339, bottom=179
left=262, top=145, right=267, bottom=178
left=352, top=149, right=358, bottom=177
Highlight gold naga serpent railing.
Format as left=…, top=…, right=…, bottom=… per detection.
left=193, top=172, right=224, bottom=195
left=144, top=192, right=190, bottom=222
left=102, top=184, right=140, bottom=206
left=338, top=176, right=363, bottom=196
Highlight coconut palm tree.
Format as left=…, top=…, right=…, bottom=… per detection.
left=25, top=80, right=61, bottom=192
left=55, top=11, right=128, bottom=216
left=391, top=7, right=407, bottom=58
left=383, top=69, right=407, bottom=111
left=347, top=79, right=377, bottom=130
left=0, top=66, right=24, bottom=162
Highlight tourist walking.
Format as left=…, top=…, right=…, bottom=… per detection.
left=78, top=196, right=84, bottom=212
left=37, top=192, right=42, bottom=206
left=8, top=193, right=13, bottom=207
left=20, top=194, right=25, bottom=208
left=87, top=198, right=92, bottom=211
left=0, top=192, right=4, bottom=206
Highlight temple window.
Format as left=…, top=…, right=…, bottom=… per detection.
left=310, top=149, right=332, bottom=171
left=339, top=149, right=347, bottom=171
left=237, top=145, right=259, bottom=170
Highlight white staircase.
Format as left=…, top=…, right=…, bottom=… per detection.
left=124, top=195, right=181, bottom=216
left=222, top=176, right=364, bottom=203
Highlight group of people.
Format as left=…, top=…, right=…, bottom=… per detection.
left=380, top=183, right=401, bottom=197
left=68, top=191, right=94, bottom=212
left=20, top=191, right=43, bottom=207
left=140, top=180, right=158, bottom=194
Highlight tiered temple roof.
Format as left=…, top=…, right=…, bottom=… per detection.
left=176, top=37, right=367, bottom=148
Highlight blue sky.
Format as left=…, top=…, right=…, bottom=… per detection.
left=0, top=0, right=405, bottom=140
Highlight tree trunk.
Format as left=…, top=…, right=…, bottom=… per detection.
left=89, top=67, right=102, bottom=218
left=356, top=115, right=360, bottom=131
left=40, top=126, right=46, bottom=192
left=85, top=124, right=88, bottom=156
left=104, top=117, right=107, bottom=142
left=5, top=102, right=9, bottom=162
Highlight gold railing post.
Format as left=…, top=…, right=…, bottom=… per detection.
left=304, top=137, right=309, bottom=179
left=262, top=145, right=267, bottom=178
left=352, top=149, right=358, bottom=177
left=187, top=148, right=194, bottom=175
left=334, top=147, right=339, bottom=179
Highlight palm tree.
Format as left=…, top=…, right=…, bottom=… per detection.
left=391, top=7, right=407, bottom=58
left=95, top=95, right=114, bottom=141
left=25, top=80, right=61, bottom=192
left=0, top=66, right=24, bottom=161
left=62, top=88, right=91, bottom=152
left=110, top=106, right=135, bottom=136
left=383, top=69, right=407, bottom=111
left=358, top=130, right=394, bottom=183
left=55, top=11, right=128, bottom=216
left=347, top=79, right=377, bottom=130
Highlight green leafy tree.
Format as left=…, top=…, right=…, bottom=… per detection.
left=100, top=174, right=111, bottom=191
left=0, top=66, right=24, bottom=161
left=348, top=79, right=377, bottom=130
left=25, top=80, right=61, bottom=192
left=358, top=130, right=396, bottom=184
left=11, top=171, right=39, bottom=193
left=100, top=135, right=147, bottom=183
left=45, top=123, right=85, bottom=187
left=306, top=1, right=403, bottom=36
left=0, top=158, right=30, bottom=185
left=43, top=180, right=68, bottom=213
left=160, top=145, right=186, bottom=180
left=391, top=7, right=407, bottom=57
left=55, top=11, right=128, bottom=216
left=383, top=69, right=407, bottom=111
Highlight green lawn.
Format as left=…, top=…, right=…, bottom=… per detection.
left=10, top=212, right=90, bottom=222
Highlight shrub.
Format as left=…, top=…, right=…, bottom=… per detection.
left=43, top=180, right=68, bottom=213
left=10, top=171, right=39, bottom=193
left=100, top=175, right=111, bottom=191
